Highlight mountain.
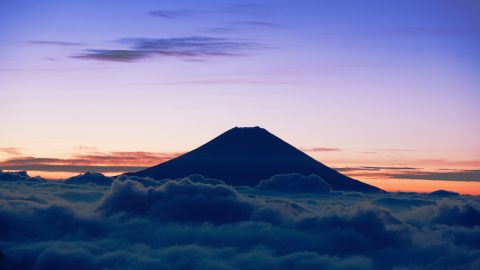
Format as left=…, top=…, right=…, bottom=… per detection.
left=130, top=127, right=383, bottom=193
left=63, top=172, right=112, bottom=186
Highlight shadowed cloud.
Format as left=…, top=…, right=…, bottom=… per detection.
left=98, top=178, right=254, bottom=224
left=73, top=36, right=265, bottom=62
left=2, top=178, right=480, bottom=269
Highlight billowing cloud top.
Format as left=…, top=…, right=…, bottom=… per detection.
left=98, top=178, right=254, bottom=224
left=256, top=173, right=331, bottom=194
left=0, top=173, right=480, bottom=270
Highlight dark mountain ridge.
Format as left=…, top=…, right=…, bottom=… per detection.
left=131, top=127, right=383, bottom=193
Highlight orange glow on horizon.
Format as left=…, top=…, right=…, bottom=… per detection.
left=361, top=178, right=480, bottom=195
left=5, top=170, right=477, bottom=195
left=2, top=151, right=479, bottom=195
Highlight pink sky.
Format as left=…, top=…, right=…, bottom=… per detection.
left=1, top=1, right=479, bottom=193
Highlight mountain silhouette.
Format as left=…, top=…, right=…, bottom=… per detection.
left=131, top=127, right=383, bottom=192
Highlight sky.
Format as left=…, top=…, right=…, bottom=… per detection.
left=1, top=0, right=479, bottom=193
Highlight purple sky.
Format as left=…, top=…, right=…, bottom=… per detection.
left=1, top=0, right=479, bottom=192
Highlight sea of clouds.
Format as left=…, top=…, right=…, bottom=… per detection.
left=1, top=171, right=479, bottom=270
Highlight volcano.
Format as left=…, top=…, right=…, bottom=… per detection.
left=131, top=127, right=383, bottom=193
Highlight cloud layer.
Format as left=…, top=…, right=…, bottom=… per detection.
left=1, top=173, right=480, bottom=269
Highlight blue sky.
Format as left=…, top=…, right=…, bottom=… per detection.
left=1, top=0, right=479, bottom=191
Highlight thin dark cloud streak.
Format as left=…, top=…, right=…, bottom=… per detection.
left=31, top=40, right=85, bottom=46
left=149, top=3, right=269, bottom=20
left=389, top=170, right=480, bottom=182
left=338, top=166, right=480, bottom=182
left=0, top=151, right=180, bottom=166
left=228, top=20, right=281, bottom=28
left=73, top=49, right=149, bottom=62
left=336, top=166, right=419, bottom=172
left=73, top=36, right=266, bottom=62
left=148, top=9, right=208, bottom=19
left=0, top=164, right=146, bottom=173
left=0, top=151, right=181, bottom=173
left=206, top=21, right=281, bottom=34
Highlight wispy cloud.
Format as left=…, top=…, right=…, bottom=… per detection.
left=389, top=170, right=480, bottom=182
left=228, top=20, right=281, bottom=28
left=73, top=36, right=265, bottom=62
left=336, top=166, right=418, bottom=172
left=73, top=50, right=149, bottom=62
left=148, top=9, right=207, bottom=19
left=374, top=148, right=420, bottom=152
left=0, top=151, right=182, bottom=173
left=0, top=164, right=146, bottom=173
left=0, top=147, right=21, bottom=155
left=31, top=40, right=85, bottom=46
left=149, top=3, right=269, bottom=20
left=303, top=147, right=341, bottom=152
left=337, top=165, right=480, bottom=182
left=208, top=20, right=281, bottom=33
left=414, top=159, right=480, bottom=167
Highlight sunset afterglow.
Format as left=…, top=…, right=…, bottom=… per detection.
left=1, top=1, right=479, bottom=193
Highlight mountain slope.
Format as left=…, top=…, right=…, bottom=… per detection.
left=131, top=127, right=383, bottom=193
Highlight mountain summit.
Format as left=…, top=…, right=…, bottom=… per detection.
left=131, top=127, right=383, bottom=192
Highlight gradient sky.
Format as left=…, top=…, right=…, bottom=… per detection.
left=1, top=0, right=479, bottom=193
